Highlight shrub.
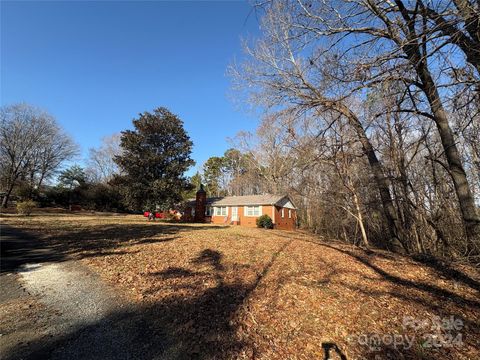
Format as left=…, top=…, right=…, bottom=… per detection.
left=16, top=200, right=37, bottom=216
left=15, top=183, right=37, bottom=201
left=256, top=214, right=273, bottom=229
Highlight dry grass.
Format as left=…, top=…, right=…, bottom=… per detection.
left=2, top=212, right=479, bottom=359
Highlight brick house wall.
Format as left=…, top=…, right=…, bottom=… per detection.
left=181, top=189, right=296, bottom=230
left=208, top=205, right=276, bottom=227
left=274, top=206, right=297, bottom=230
left=184, top=204, right=296, bottom=230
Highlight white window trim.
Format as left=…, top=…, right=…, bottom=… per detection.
left=281, top=208, right=285, bottom=218
left=231, top=207, right=238, bottom=220
left=288, top=209, right=292, bottom=218
left=244, top=205, right=262, bottom=217
left=214, top=206, right=228, bottom=216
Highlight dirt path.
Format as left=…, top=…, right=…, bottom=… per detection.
left=0, top=226, right=153, bottom=360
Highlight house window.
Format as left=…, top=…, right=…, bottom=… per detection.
left=245, top=206, right=261, bottom=217
left=288, top=209, right=292, bottom=218
left=205, top=207, right=213, bottom=216
left=191, top=208, right=195, bottom=217
left=214, top=206, right=228, bottom=216
left=281, top=209, right=285, bottom=218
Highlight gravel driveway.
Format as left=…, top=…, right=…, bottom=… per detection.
left=1, top=226, right=164, bottom=360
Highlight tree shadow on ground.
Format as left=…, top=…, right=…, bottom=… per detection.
left=1, top=226, right=65, bottom=273
left=274, top=231, right=480, bottom=294
left=5, top=285, right=249, bottom=360
left=317, top=243, right=480, bottom=359
left=4, top=243, right=292, bottom=360
left=411, top=253, right=480, bottom=292
left=263, top=237, right=479, bottom=358
left=4, top=225, right=478, bottom=359
left=0, top=223, right=224, bottom=273
left=320, top=244, right=480, bottom=309
left=271, top=234, right=480, bottom=309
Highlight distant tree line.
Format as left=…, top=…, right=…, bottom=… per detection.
left=1, top=105, right=194, bottom=213
left=193, top=148, right=264, bottom=198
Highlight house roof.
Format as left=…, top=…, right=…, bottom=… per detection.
left=187, top=194, right=296, bottom=209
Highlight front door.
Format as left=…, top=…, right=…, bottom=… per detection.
left=232, top=207, right=238, bottom=221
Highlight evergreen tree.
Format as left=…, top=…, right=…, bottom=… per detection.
left=58, top=165, right=86, bottom=190
left=57, top=165, right=86, bottom=208
left=203, top=156, right=226, bottom=197
left=182, top=172, right=203, bottom=199
left=114, top=107, right=194, bottom=211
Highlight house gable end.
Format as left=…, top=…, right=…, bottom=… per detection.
left=275, top=196, right=296, bottom=209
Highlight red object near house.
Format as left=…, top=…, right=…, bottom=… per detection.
left=144, top=212, right=165, bottom=218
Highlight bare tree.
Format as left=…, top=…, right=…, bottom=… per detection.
left=86, top=133, right=121, bottom=183
left=0, top=103, right=78, bottom=207
left=25, top=123, right=78, bottom=195
left=420, top=0, right=480, bottom=72
left=231, top=0, right=479, bottom=253
left=230, top=2, right=407, bottom=251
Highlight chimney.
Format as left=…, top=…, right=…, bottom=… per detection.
left=194, top=184, right=207, bottom=222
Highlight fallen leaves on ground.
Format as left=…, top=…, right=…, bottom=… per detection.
left=2, top=213, right=479, bottom=359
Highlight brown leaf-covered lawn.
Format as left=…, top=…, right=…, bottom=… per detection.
left=2, top=212, right=479, bottom=359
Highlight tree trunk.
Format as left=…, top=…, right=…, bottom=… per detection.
left=395, top=0, right=480, bottom=252
left=418, top=65, right=480, bottom=251
left=2, top=183, right=15, bottom=208
left=353, top=123, right=406, bottom=251
left=312, top=99, right=407, bottom=251
left=353, top=191, right=369, bottom=247
left=37, top=173, right=46, bottom=190
left=335, top=104, right=407, bottom=252
left=28, top=170, right=35, bottom=199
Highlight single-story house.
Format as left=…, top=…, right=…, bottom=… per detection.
left=183, top=185, right=297, bottom=230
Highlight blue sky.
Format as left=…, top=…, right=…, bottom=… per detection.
left=1, top=0, right=260, bottom=175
